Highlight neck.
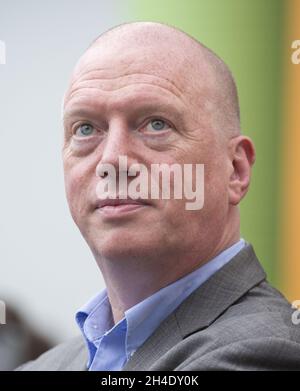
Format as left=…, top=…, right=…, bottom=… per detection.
left=97, top=251, right=189, bottom=323
left=95, top=228, right=240, bottom=324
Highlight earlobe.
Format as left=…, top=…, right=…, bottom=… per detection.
left=228, top=136, right=255, bottom=205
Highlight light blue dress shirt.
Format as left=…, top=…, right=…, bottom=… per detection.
left=76, top=239, right=245, bottom=371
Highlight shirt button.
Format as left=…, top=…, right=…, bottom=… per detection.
left=93, top=324, right=98, bottom=329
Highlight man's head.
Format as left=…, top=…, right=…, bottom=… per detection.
left=62, top=22, right=255, bottom=281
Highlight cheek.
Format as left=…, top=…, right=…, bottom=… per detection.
left=64, top=172, right=80, bottom=207
left=64, top=162, right=92, bottom=217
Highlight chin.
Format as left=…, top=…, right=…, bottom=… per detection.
left=93, top=243, right=144, bottom=263
left=88, top=230, right=160, bottom=263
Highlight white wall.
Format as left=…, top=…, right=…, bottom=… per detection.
left=0, top=0, right=129, bottom=343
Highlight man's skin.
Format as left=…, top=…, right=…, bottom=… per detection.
left=62, top=22, right=255, bottom=325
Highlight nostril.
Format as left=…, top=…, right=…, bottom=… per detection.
left=96, top=156, right=140, bottom=179
left=101, top=169, right=132, bottom=178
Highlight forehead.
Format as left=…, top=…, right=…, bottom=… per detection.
left=65, top=74, right=187, bottom=118
left=64, top=43, right=214, bottom=123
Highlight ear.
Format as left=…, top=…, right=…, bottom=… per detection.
left=228, top=136, right=256, bottom=205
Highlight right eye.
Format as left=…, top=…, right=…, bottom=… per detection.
left=74, top=124, right=96, bottom=137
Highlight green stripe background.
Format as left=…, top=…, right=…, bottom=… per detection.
left=124, top=0, right=285, bottom=285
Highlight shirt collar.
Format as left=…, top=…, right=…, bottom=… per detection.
left=76, top=238, right=245, bottom=366
left=125, top=238, right=245, bottom=353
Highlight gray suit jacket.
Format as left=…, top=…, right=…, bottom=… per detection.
left=17, top=244, right=300, bottom=370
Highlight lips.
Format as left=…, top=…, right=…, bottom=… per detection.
left=96, top=197, right=149, bottom=209
left=95, top=197, right=150, bottom=217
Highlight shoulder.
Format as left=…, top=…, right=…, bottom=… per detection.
left=172, top=280, right=300, bottom=370
left=215, top=280, right=300, bottom=343
left=15, top=335, right=87, bottom=371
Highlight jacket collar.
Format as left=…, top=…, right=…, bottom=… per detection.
left=123, top=243, right=266, bottom=370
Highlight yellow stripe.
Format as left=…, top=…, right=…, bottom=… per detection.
left=281, top=0, right=300, bottom=301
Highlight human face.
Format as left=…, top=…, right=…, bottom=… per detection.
left=62, top=44, right=230, bottom=265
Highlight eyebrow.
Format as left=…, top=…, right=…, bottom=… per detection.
left=63, top=98, right=186, bottom=125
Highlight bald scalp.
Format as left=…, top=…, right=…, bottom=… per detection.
left=72, top=22, right=241, bottom=139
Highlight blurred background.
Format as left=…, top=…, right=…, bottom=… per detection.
left=0, top=0, right=299, bottom=369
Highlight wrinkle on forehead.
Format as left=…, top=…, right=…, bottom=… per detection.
left=66, top=72, right=186, bottom=105
left=65, top=49, right=213, bottom=118
left=72, top=70, right=184, bottom=94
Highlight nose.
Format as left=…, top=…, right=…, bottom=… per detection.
left=96, top=120, right=139, bottom=179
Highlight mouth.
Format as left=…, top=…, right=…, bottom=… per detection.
left=95, top=197, right=150, bottom=218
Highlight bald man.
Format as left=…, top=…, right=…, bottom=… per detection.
left=17, top=22, right=300, bottom=371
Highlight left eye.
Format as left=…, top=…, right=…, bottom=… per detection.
left=75, top=124, right=95, bottom=137
left=146, top=119, right=169, bottom=132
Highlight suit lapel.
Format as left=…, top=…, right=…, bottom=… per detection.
left=123, top=243, right=266, bottom=370
left=122, top=311, right=183, bottom=370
